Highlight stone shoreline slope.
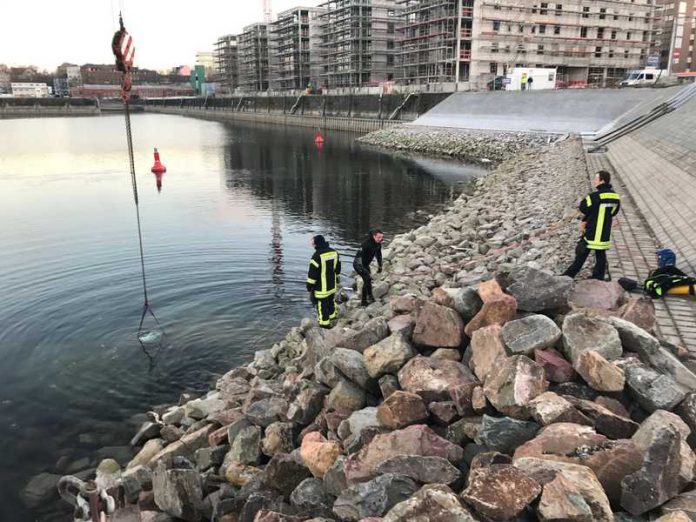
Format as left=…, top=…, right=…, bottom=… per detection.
left=43, top=136, right=696, bottom=521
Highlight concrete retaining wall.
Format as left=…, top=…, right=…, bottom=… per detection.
left=0, top=98, right=100, bottom=119
left=146, top=106, right=402, bottom=134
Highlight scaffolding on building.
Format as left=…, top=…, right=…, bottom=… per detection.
left=318, top=0, right=401, bottom=88
left=395, top=0, right=474, bottom=84
left=214, top=34, right=239, bottom=94
left=238, top=23, right=271, bottom=92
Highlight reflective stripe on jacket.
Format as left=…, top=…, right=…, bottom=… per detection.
left=580, top=183, right=621, bottom=250
left=307, top=247, right=341, bottom=298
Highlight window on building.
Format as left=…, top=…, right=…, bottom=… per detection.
left=494, top=3, right=501, bottom=9
left=642, top=31, right=648, bottom=42
left=627, top=32, right=631, bottom=40
left=611, top=30, right=617, bottom=39
left=540, top=2, right=548, bottom=14
left=554, top=25, right=561, bottom=35
left=555, top=4, right=562, bottom=15
left=614, top=11, right=619, bottom=20
left=387, top=40, right=394, bottom=49
left=581, top=27, right=588, bottom=38
left=537, top=44, right=545, bottom=54
left=387, top=23, right=395, bottom=34
left=539, top=24, right=547, bottom=34
left=519, top=24, right=525, bottom=33
left=490, top=62, right=497, bottom=73
left=609, top=49, right=615, bottom=57
left=387, top=55, right=394, bottom=65
left=597, top=28, right=604, bottom=38
left=599, top=8, right=606, bottom=19
left=624, top=49, right=630, bottom=58
left=531, top=25, right=537, bottom=33
left=491, top=42, right=499, bottom=53
left=493, top=20, right=501, bottom=31
left=388, top=9, right=395, bottom=16
left=628, top=13, right=634, bottom=21
left=582, top=6, right=590, bottom=18
left=595, top=46, right=602, bottom=57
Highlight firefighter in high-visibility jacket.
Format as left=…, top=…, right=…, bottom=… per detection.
left=306, top=235, right=341, bottom=328
left=563, top=170, right=621, bottom=280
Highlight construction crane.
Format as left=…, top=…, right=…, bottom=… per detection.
left=263, top=0, right=272, bottom=23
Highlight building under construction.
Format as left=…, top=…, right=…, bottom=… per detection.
left=396, top=0, right=474, bottom=84
left=471, top=0, right=656, bottom=88
left=270, top=6, right=326, bottom=91
left=319, top=0, right=402, bottom=88
left=214, top=35, right=239, bottom=93
left=238, top=23, right=271, bottom=92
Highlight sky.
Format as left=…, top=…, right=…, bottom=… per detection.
left=0, top=0, right=320, bottom=71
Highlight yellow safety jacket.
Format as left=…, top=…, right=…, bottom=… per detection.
left=306, top=246, right=341, bottom=298
left=580, top=183, right=621, bottom=250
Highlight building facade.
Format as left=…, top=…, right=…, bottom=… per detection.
left=270, top=6, right=326, bottom=91
left=214, top=34, right=240, bottom=93
left=471, top=0, right=656, bottom=89
left=653, top=0, right=696, bottom=73
left=319, top=0, right=402, bottom=88
left=238, top=23, right=271, bottom=91
left=11, top=82, right=50, bottom=97
left=396, top=0, right=474, bottom=84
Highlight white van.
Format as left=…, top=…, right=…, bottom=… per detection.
left=620, top=69, right=667, bottom=87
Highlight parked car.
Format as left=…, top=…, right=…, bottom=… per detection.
left=487, top=76, right=506, bottom=90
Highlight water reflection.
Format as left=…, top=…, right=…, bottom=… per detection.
left=0, top=115, right=483, bottom=521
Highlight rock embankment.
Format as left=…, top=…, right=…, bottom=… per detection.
left=357, top=125, right=555, bottom=166
left=37, top=135, right=696, bottom=521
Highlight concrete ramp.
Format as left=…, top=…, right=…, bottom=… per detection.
left=413, top=88, right=669, bottom=134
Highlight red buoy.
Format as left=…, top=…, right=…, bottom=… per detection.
left=151, top=148, right=166, bottom=175
left=314, top=131, right=324, bottom=145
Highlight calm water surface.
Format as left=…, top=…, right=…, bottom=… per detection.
left=0, top=114, right=484, bottom=519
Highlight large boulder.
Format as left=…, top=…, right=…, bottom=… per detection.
left=148, top=425, right=216, bottom=469
left=261, top=422, right=295, bottom=457
left=624, top=361, right=685, bottom=412
left=561, top=313, right=622, bottom=364
left=376, top=455, right=462, bottom=485
left=505, top=267, right=573, bottom=312
left=152, top=463, right=204, bottom=522
left=286, top=382, right=328, bottom=426
left=461, top=464, right=541, bottom=520
left=514, top=457, right=613, bottom=521
left=412, top=302, right=465, bottom=348
left=340, top=317, right=389, bottom=353
left=464, top=294, right=517, bottom=337
left=621, top=425, right=684, bottom=515
left=574, top=350, right=625, bottom=392
left=449, top=287, right=484, bottom=323
left=501, top=315, right=562, bottom=356
left=376, top=391, right=428, bottom=429
left=534, top=348, right=576, bottom=383
left=289, top=478, right=333, bottom=518
left=632, top=410, right=694, bottom=487
left=330, top=348, right=372, bottom=390
left=398, top=356, right=477, bottom=402
left=343, top=424, right=463, bottom=484
left=601, top=316, right=696, bottom=392
left=483, top=355, right=548, bottom=419
left=337, top=407, right=380, bottom=446
left=383, top=484, right=479, bottom=522
left=619, top=296, right=656, bottom=332
left=262, top=453, right=312, bottom=497
left=468, top=324, right=508, bottom=382
left=245, top=398, right=288, bottom=428
left=19, top=472, right=61, bottom=509
left=300, top=432, right=341, bottom=479
left=326, top=378, right=366, bottom=412
left=363, top=332, right=416, bottom=379
left=227, top=425, right=262, bottom=466
left=568, top=280, right=627, bottom=310
left=333, top=473, right=419, bottom=522
left=479, top=415, right=539, bottom=454
left=527, top=391, right=592, bottom=427
left=538, top=472, right=594, bottom=521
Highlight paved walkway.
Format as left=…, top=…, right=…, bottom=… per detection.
left=585, top=148, right=696, bottom=350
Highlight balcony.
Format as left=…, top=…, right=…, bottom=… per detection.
left=460, top=50, right=471, bottom=60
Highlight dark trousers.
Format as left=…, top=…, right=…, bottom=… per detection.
left=314, top=295, right=337, bottom=328
left=563, top=239, right=608, bottom=280
left=356, top=267, right=373, bottom=304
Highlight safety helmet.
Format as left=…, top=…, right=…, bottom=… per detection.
left=656, top=248, right=676, bottom=268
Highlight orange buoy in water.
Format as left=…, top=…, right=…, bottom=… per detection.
left=314, top=131, right=324, bottom=145
left=151, top=148, right=166, bottom=174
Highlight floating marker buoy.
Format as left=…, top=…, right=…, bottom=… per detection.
left=314, top=131, right=324, bottom=145
left=151, top=148, right=166, bottom=174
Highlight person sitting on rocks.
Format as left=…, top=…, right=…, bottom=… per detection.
left=353, top=229, right=385, bottom=307
left=307, top=235, right=341, bottom=328
left=563, top=170, right=621, bottom=280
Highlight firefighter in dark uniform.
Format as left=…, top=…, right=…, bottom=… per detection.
left=353, top=230, right=385, bottom=306
left=563, top=170, right=621, bottom=280
left=306, top=235, right=341, bottom=328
